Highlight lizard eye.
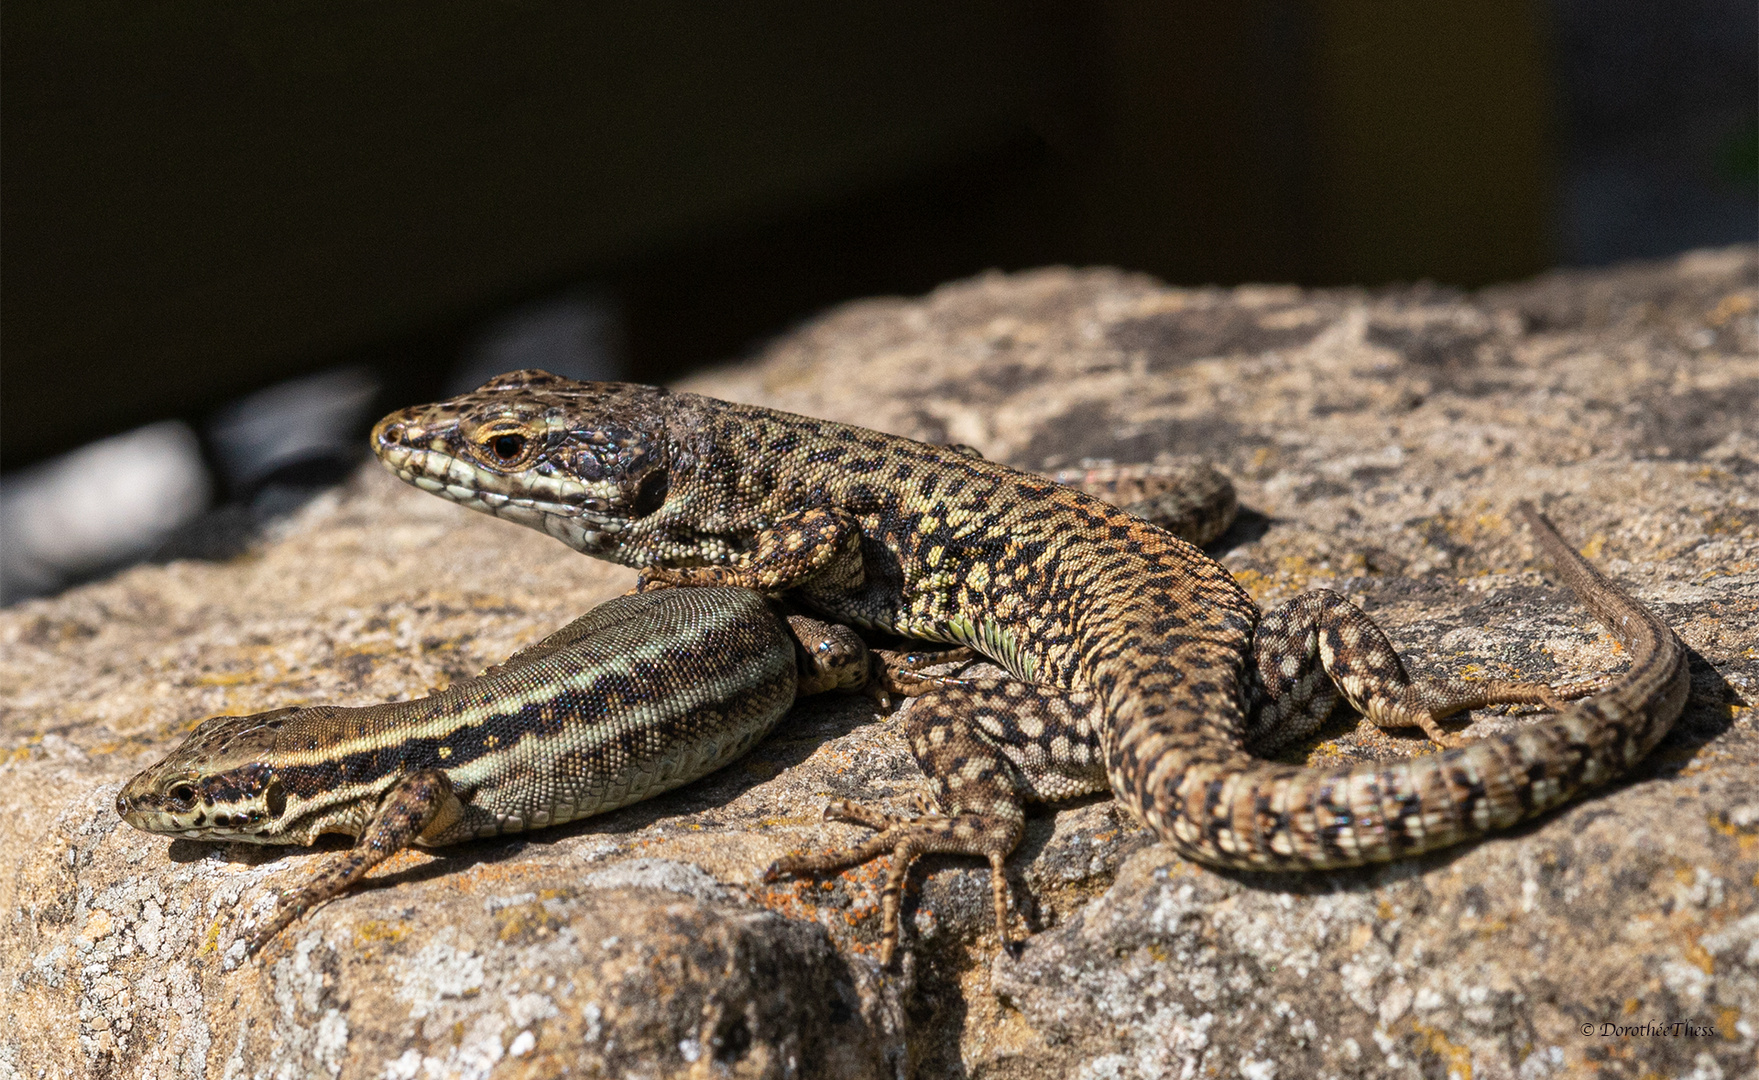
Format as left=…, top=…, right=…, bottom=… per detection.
left=472, top=424, right=537, bottom=469
left=166, top=782, right=197, bottom=810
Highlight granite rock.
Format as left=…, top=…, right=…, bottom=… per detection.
left=3, top=247, right=1755, bottom=1079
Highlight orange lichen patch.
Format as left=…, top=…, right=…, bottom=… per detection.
left=1681, top=936, right=1715, bottom=976
left=352, top=920, right=411, bottom=947
left=837, top=857, right=892, bottom=894
left=1273, top=554, right=1328, bottom=591
left=196, top=916, right=224, bottom=957
left=751, top=857, right=895, bottom=939
left=1717, top=1007, right=1741, bottom=1041
left=1578, top=534, right=1607, bottom=561
left=1301, top=738, right=1353, bottom=765
left=1708, top=813, right=1759, bottom=856
left=749, top=880, right=837, bottom=927
left=1701, top=561, right=1759, bottom=584
left=810, top=749, right=857, bottom=775
left=756, top=815, right=816, bottom=829
left=1410, top=1019, right=1474, bottom=1080
left=1472, top=510, right=1512, bottom=536
left=496, top=903, right=564, bottom=943
left=1229, top=567, right=1276, bottom=604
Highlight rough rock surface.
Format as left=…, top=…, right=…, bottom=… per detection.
left=3, top=247, right=1755, bottom=1079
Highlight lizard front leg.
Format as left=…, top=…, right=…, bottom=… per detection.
left=638, top=506, right=867, bottom=601
left=766, top=679, right=1107, bottom=964
left=245, top=770, right=465, bottom=956
left=1244, top=590, right=1604, bottom=752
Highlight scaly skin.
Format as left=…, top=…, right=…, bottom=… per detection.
left=373, top=370, right=1690, bottom=962
left=117, top=586, right=886, bottom=956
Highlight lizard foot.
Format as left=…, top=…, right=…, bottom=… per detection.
left=1246, top=589, right=1618, bottom=753
left=763, top=795, right=1018, bottom=966
left=1370, top=675, right=1609, bottom=748
left=243, top=769, right=460, bottom=958
left=872, top=645, right=980, bottom=698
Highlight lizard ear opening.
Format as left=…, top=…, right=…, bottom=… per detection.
left=632, top=467, right=670, bottom=517
left=265, top=778, right=287, bottom=818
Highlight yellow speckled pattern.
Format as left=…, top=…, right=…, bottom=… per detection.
left=371, top=370, right=1690, bottom=961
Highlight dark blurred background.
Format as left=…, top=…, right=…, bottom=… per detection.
left=3, top=0, right=1755, bottom=601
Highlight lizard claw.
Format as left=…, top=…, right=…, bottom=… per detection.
left=762, top=795, right=1020, bottom=966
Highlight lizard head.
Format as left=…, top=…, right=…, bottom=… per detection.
left=372, top=370, right=680, bottom=561
left=117, top=708, right=303, bottom=842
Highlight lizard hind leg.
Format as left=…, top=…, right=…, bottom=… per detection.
left=1246, top=590, right=1601, bottom=753
left=763, top=679, right=1108, bottom=964
left=1050, top=458, right=1237, bottom=547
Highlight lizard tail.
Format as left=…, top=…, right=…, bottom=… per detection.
left=1108, top=502, right=1690, bottom=869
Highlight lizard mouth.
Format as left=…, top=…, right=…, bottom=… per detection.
left=116, top=795, right=271, bottom=840
left=376, top=443, right=625, bottom=531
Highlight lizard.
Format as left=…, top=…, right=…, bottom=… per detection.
left=115, top=448, right=1229, bottom=957
left=116, top=585, right=882, bottom=955
left=370, top=370, right=1690, bottom=964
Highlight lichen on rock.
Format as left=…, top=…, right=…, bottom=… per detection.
left=3, top=247, right=1755, bottom=1078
